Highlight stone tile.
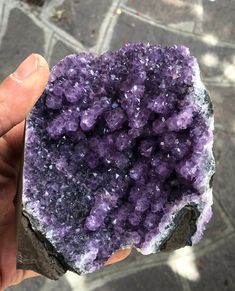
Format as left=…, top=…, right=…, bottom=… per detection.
left=0, top=8, right=45, bottom=81
left=48, top=0, right=113, bottom=47
left=213, top=130, right=235, bottom=225
left=85, top=249, right=170, bottom=285
left=6, top=277, right=46, bottom=291
left=50, top=40, right=76, bottom=67
left=202, top=0, right=235, bottom=43
left=22, top=0, right=45, bottom=7
left=202, top=198, right=230, bottom=242
left=94, top=265, right=182, bottom=291
left=109, top=12, right=235, bottom=79
left=41, top=277, right=72, bottom=291
left=189, top=235, right=235, bottom=291
left=169, top=21, right=195, bottom=33
left=86, top=250, right=142, bottom=281
left=208, top=85, right=235, bottom=133
left=125, top=0, right=196, bottom=31
left=6, top=276, right=72, bottom=291
left=208, top=86, right=235, bottom=226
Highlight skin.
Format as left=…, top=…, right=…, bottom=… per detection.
left=0, top=54, right=131, bottom=290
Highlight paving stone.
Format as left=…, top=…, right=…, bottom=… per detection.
left=22, top=0, right=45, bottom=7
left=40, top=277, right=72, bottom=291
left=202, top=0, right=235, bottom=43
left=109, top=12, right=235, bottom=79
left=85, top=248, right=170, bottom=286
left=6, top=277, right=46, bottom=291
left=125, top=0, right=196, bottom=31
left=86, top=250, right=141, bottom=282
left=49, top=40, right=76, bottom=67
left=94, top=265, right=182, bottom=291
left=213, top=130, right=235, bottom=226
left=48, top=0, right=112, bottom=47
left=6, top=276, right=72, bottom=291
left=169, top=21, right=195, bottom=33
left=208, top=85, right=235, bottom=133
left=202, top=198, right=230, bottom=242
left=188, top=235, right=235, bottom=291
left=0, top=8, right=44, bottom=81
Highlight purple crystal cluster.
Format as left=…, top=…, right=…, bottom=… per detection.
left=23, top=43, right=214, bottom=274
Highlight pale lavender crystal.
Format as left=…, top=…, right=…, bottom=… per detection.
left=23, top=43, right=214, bottom=275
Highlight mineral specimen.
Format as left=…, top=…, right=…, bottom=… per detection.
left=21, top=43, right=215, bottom=276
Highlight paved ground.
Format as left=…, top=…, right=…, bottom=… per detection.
left=0, top=0, right=234, bottom=290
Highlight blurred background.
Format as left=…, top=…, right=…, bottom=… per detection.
left=0, top=0, right=234, bottom=290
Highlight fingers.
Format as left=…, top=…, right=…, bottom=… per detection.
left=0, top=54, right=49, bottom=137
left=106, top=248, right=131, bottom=265
left=1, top=121, right=25, bottom=156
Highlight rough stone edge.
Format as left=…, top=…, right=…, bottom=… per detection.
left=160, top=205, right=199, bottom=251
left=15, top=124, right=66, bottom=280
left=15, top=137, right=199, bottom=278
left=15, top=135, right=205, bottom=279
left=15, top=66, right=215, bottom=279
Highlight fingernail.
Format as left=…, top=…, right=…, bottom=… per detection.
left=11, top=54, right=47, bottom=82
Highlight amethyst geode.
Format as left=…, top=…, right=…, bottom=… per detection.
left=21, top=43, right=214, bottom=276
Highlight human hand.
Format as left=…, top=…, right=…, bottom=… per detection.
left=0, top=54, right=130, bottom=290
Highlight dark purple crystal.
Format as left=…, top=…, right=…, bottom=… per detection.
left=23, top=43, right=214, bottom=274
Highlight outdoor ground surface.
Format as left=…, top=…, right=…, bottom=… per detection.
left=0, top=0, right=234, bottom=290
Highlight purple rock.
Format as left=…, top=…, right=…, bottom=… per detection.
left=104, top=107, right=126, bottom=131
left=22, top=43, right=215, bottom=275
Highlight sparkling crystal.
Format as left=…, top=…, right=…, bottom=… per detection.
left=23, top=43, right=214, bottom=275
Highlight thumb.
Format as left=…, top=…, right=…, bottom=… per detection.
left=0, top=54, right=49, bottom=136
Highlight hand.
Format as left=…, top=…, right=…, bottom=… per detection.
left=0, top=54, right=130, bottom=290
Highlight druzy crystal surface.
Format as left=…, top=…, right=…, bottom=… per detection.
left=23, top=43, right=214, bottom=274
